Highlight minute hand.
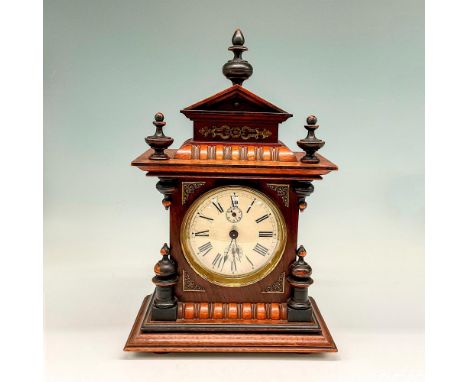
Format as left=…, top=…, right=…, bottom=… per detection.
left=221, top=239, right=234, bottom=270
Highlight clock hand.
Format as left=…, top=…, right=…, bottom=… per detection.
left=224, top=238, right=234, bottom=255
left=222, top=239, right=234, bottom=271
left=232, top=239, right=242, bottom=261
left=231, top=249, right=237, bottom=272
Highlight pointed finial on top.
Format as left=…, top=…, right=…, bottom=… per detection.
left=232, top=29, right=245, bottom=46
left=222, top=29, right=253, bottom=85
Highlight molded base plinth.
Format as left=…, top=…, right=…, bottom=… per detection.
left=124, top=296, right=337, bottom=353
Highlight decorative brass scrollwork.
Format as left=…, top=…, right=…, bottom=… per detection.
left=199, top=125, right=272, bottom=140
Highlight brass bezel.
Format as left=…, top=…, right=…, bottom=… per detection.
left=180, top=185, right=287, bottom=287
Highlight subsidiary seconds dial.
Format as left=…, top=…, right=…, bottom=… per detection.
left=181, top=186, right=287, bottom=287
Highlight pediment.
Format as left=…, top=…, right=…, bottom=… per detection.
left=181, top=85, right=291, bottom=115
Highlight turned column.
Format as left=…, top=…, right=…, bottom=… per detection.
left=151, top=243, right=178, bottom=321
left=287, top=245, right=314, bottom=322
left=155, top=178, right=177, bottom=210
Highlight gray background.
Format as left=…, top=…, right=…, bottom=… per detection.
left=44, top=0, right=424, bottom=380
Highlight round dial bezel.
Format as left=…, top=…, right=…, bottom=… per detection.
left=180, top=185, right=287, bottom=287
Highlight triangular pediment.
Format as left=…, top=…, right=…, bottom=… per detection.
left=181, top=85, right=290, bottom=114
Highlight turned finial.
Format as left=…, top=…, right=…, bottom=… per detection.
left=222, top=29, right=253, bottom=85
left=297, top=245, right=307, bottom=258
left=306, top=115, right=317, bottom=126
left=145, top=112, right=174, bottom=160
left=153, top=243, right=176, bottom=278
left=287, top=245, right=314, bottom=320
left=151, top=243, right=178, bottom=320
left=297, top=115, right=325, bottom=164
left=290, top=245, right=313, bottom=280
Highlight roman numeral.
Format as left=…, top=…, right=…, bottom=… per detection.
left=246, top=199, right=256, bottom=213
left=197, top=213, right=213, bottom=221
left=198, top=242, right=213, bottom=256
left=253, top=243, right=269, bottom=256
left=212, top=199, right=224, bottom=213
left=255, top=214, right=271, bottom=224
left=231, top=193, right=239, bottom=208
left=194, top=230, right=209, bottom=237
left=212, top=253, right=223, bottom=268
left=259, top=231, right=273, bottom=237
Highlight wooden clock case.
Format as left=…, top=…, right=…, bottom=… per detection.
left=125, top=30, right=338, bottom=353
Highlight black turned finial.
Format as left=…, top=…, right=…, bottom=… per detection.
left=287, top=245, right=314, bottom=322
left=293, top=181, right=315, bottom=212
left=156, top=178, right=177, bottom=210
left=154, top=243, right=177, bottom=278
left=297, top=115, right=325, bottom=164
left=151, top=243, right=178, bottom=321
left=222, top=29, right=253, bottom=86
left=145, top=112, right=174, bottom=160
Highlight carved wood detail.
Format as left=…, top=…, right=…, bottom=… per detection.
left=267, top=184, right=289, bottom=207
left=174, top=142, right=297, bottom=162
left=182, top=270, right=205, bottom=292
left=177, top=302, right=287, bottom=320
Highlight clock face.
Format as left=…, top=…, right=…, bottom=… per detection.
left=181, top=186, right=287, bottom=287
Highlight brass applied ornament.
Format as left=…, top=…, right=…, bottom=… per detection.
left=199, top=125, right=272, bottom=140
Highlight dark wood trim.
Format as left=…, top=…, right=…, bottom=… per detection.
left=181, top=84, right=291, bottom=115
left=140, top=293, right=321, bottom=333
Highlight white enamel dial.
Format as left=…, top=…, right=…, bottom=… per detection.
left=181, top=186, right=286, bottom=287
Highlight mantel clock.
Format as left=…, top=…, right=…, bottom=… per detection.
left=125, top=29, right=338, bottom=353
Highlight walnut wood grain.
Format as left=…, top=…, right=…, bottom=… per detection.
left=165, top=178, right=299, bottom=303
left=132, top=149, right=337, bottom=179
left=126, top=29, right=339, bottom=354
left=124, top=295, right=337, bottom=353
left=182, top=85, right=291, bottom=117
